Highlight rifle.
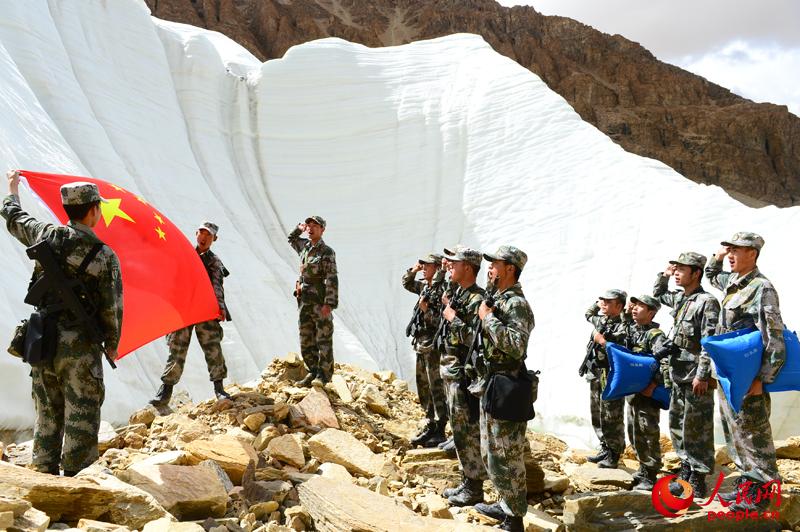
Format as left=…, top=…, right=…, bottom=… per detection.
left=433, top=282, right=458, bottom=352
left=25, top=241, right=117, bottom=369
left=405, top=293, right=429, bottom=338
left=466, top=294, right=495, bottom=382
left=578, top=319, right=611, bottom=377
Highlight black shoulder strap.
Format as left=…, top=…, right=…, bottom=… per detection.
left=77, top=243, right=104, bottom=275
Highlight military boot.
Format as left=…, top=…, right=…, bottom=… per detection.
left=669, top=460, right=692, bottom=496
left=587, top=443, right=609, bottom=464
left=473, top=502, right=506, bottom=521
left=631, top=469, right=658, bottom=491
left=213, top=380, right=231, bottom=400
left=443, top=474, right=469, bottom=498
left=597, top=449, right=620, bottom=469
left=688, top=471, right=707, bottom=500
left=149, top=383, right=173, bottom=407
left=422, top=420, right=447, bottom=448
left=447, top=478, right=483, bottom=506
left=410, top=421, right=435, bottom=446
left=729, top=480, right=771, bottom=512
left=719, top=476, right=746, bottom=503
left=499, top=515, right=524, bottom=532
left=295, top=372, right=315, bottom=388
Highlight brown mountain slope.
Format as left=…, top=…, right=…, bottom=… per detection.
left=146, top=0, right=800, bottom=207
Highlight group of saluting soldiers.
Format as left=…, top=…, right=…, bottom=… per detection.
left=581, top=232, right=784, bottom=513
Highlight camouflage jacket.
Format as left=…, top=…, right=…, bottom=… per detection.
left=653, top=273, right=720, bottom=383
left=401, top=269, right=444, bottom=342
left=199, top=248, right=231, bottom=321
left=288, top=228, right=338, bottom=308
left=441, top=283, right=485, bottom=378
left=621, top=321, right=671, bottom=387
left=585, top=303, right=630, bottom=365
left=705, top=257, right=785, bottom=383
left=2, top=194, right=123, bottom=354
left=481, top=283, right=535, bottom=373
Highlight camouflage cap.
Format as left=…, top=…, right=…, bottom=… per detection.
left=483, top=245, right=528, bottom=271
left=449, top=248, right=483, bottom=267
left=305, top=215, right=326, bottom=228
left=721, top=232, right=764, bottom=251
left=630, top=294, right=662, bottom=311
left=599, top=289, right=627, bottom=303
left=669, top=251, right=707, bottom=269
left=197, top=221, right=219, bottom=236
left=418, top=253, right=443, bottom=265
left=443, top=245, right=465, bottom=257
left=60, top=182, right=107, bottom=206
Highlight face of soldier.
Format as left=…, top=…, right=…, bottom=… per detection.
left=727, top=245, right=757, bottom=274
left=598, top=298, right=623, bottom=317
left=196, top=228, right=216, bottom=252
left=306, top=221, right=324, bottom=242
left=673, top=264, right=700, bottom=288
left=450, top=260, right=476, bottom=285
left=422, top=262, right=438, bottom=281
left=632, top=302, right=656, bottom=325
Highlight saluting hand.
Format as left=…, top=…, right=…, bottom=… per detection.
left=663, top=264, right=676, bottom=277
left=714, top=246, right=728, bottom=262
left=297, top=222, right=307, bottom=233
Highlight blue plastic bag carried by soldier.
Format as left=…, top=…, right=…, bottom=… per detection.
left=403, top=253, right=448, bottom=447
left=438, top=248, right=488, bottom=507
left=150, top=221, right=232, bottom=406
left=581, top=288, right=630, bottom=469
left=706, top=232, right=784, bottom=512
left=471, top=246, right=536, bottom=532
left=2, top=170, right=123, bottom=476
left=288, top=216, right=338, bottom=387
left=653, top=251, right=720, bottom=499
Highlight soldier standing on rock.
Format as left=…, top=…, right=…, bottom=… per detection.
left=706, top=233, right=784, bottom=512
left=2, top=170, right=123, bottom=476
left=653, top=252, right=719, bottom=498
left=473, top=246, right=535, bottom=532
left=403, top=253, right=448, bottom=447
left=439, top=248, right=488, bottom=507
left=582, top=289, right=629, bottom=469
left=288, top=216, right=338, bottom=387
left=151, top=221, right=233, bottom=407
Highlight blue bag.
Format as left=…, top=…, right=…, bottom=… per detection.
left=603, top=342, right=670, bottom=409
left=701, top=327, right=800, bottom=413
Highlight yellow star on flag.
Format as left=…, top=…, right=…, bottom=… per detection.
left=100, top=198, right=135, bottom=227
left=155, top=226, right=166, bottom=240
left=154, top=213, right=164, bottom=224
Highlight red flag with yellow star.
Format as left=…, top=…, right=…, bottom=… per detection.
left=18, top=170, right=220, bottom=358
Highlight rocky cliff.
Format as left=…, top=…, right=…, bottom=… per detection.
left=145, top=0, right=799, bottom=207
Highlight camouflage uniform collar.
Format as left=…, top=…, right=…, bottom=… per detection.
left=196, top=247, right=215, bottom=258
left=634, top=321, right=659, bottom=331
left=494, top=282, right=524, bottom=297
left=729, top=267, right=762, bottom=288
left=306, top=238, right=325, bottom=250
left=67, top=220, right=100, bottom=241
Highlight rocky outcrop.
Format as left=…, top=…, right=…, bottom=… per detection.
left=145, top=0, right=800, bottom=207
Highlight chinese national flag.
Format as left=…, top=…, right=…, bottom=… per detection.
left=18, top=170, right=219, bottom=358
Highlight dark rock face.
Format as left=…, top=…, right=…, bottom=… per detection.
left=146, top=0, right=800, bottom=206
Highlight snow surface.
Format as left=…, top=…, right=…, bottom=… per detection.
left=0, top=0, right=798, bottom=447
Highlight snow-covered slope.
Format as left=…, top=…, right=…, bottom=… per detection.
left=0, top=0, right=798, bottom=446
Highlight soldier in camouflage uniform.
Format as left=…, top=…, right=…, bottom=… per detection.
left=599, top=294, right=672, bottom=490
left=2, top=171, right=122, bottom=475
left=435, top=248, right=461, bottom=453
left=653, top=252, right=720, bottom=498
left=151, top=221, right=232, bottom=406
left=706, top=232, right=783, bottom=512
left=403, top=253, right=448, bottom=447
left=583, top=289, right=629, bottom=468
left=439, top=248, right=487, bottom=507
left=288, top=216, right=338, bottom=386
left=472, top=246, right=535, bottom=532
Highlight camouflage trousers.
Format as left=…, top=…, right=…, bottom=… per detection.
left=479, top=409, right=528, bottom=517
left=589, top=376, right=625, bottom=454
left=415, top=342, right=447, bottom=423
left=443, top=377, right=486, bottom=481
left=669, top=382, right=715, bottom=474
left=298, top=303, right=334, bottom=380
left=30, top=350, right=104, bottom=473
left=717, top=387, right=779, bottom=484
left=625, top=394, right=662, bottom=473
left=161, top=320, right=227, bottom=385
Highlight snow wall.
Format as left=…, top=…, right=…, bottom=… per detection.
left=0, top=0, right=799, bottom=447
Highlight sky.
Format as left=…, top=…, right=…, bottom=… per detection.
left=497, top=0, right=800, bottom=116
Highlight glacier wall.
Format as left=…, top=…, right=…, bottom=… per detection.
left=0, top=0, right=798, bottom=447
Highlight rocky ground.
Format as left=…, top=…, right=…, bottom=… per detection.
left=1, top=354, right=799, bottom=531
